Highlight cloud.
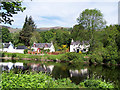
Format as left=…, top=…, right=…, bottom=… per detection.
left=2, top=0, right=118, bottom=28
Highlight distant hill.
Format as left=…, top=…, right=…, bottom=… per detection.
left=36, top=26, right=71, bottom=32
left=0, top=25, right=22, bottom=33
left=0, top=25, right=71, bottom=33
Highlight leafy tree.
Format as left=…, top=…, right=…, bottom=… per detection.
left=103, top=25, right=119, bottom=61
left=0, top=1, right=26, bottom=25
left=11, top=32, right=20, bottom=46
left=77, top=9, right=106, bottom=51
left=77, top=9, right=106, bottom=31
left=55, top=30, right=71, bottom=47
left=30, top=31, right=43, bottom=46
left=19, top=16, right=36, bottom=46
left=71, top=24, right=90, bottom=41
left=1, top=27, right=11, bottom=43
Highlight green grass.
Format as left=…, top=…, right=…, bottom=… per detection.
left=2, top=52, right=89, bottom=63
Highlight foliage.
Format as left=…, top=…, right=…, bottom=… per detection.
left=77, top=9, right=106, bottom=30
left=30, top=31, right=43, bottom=46
left=71, top=24, right=90, bottom=41
left=15, top=43, right=25, bottom=47
left=19, top=16, right=36, bottom=46
left=11, top=32, right=20, bottom=46
left=1, top=27, right=12, bottom=43
left=24, top=49, right=28, bottom=54
left=0, top=1, right=26, bottom=25
left=80, top=78, right=114, bottom=88
left=61, top=52, right=86, bottom=62
left=2, top=71, right=79, bottom=88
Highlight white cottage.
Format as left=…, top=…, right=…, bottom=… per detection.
left=70, top=39, right=90, bottom=53
left=31, top=42, right=55, bottom=52
left=0, top=42, right=28, bottom=53
left=2, top=42, right=15, bottom=52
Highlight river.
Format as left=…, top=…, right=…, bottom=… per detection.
left=0, top=60, right=120, bottom=88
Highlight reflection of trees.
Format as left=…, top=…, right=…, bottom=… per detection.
left=52, top=66, right=70, bottom=79
left=88, top=65, right=120, bottom=88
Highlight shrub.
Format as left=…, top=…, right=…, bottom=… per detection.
left=11, top=53, right=16, bottom=58
left=80, top=79, right=114, bottom=88
left=2, top=71, right=79, bottom=88
left=2, top=52, right=5, bottom=57
left=90, top=54, right=103, bottom=64
left=61, top=52, right=84, bottom=62
left=24, top=49, right=28, bottom=54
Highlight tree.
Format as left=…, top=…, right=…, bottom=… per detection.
left=77, top=9, right=106, bottom=51
left=71, top=24, right=90, bottom=41
left=19, top=16, right=36, bottom=46
left=1, top=27, right=12, bottom=43
left=11, top=32, right=20, bottom=46
left=0, top=1, right=26, bottom=25
left=77, top=9, right=106, bottom=30
left=30, top=31, right=43, bottom=46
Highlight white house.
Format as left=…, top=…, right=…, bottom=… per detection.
left=0, top=42, right=28, bottom=53
left=31, top=42, right=55, bottom=52
left=70, top=39, right=90, bottom=53
left=1, top=42, right=15, bottom=52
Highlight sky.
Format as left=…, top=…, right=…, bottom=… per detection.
left=1, top=0, right=119, bottom=28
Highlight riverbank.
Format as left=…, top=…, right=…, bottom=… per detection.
left=1, top=52, right=89, bottom=63
left=1, top=52, right=120, bottom=66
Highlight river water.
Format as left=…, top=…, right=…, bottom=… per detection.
left=0, top=60, right=120, bottom=88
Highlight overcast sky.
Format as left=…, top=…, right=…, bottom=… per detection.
left=2, top=0, right=119, bottom=28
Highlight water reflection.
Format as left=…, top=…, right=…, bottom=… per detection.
left=27, top=63, right=54, bottom=74
left=0, top=62, right=120, bottom=88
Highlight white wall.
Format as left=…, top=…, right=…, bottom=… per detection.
left=2, top=48, right=24, bottom=53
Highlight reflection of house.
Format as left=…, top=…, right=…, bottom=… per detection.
left=0, top=62, right=23, bottom=71
left=27, top=63, right=54, bottom=73
left=70, top=39, right=90, bottom=53
left=14, top=62, right=24, bottom=69
left=31, top=42, right=55, bottom=53
left=69, top=68, right=88, bottom=77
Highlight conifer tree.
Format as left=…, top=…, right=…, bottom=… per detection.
left=19, top=16, right=36, bottom=46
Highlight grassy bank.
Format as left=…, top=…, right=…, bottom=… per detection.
left=1, top=52, right=89, bottom=63
left=1, top=71, right=114, bottom=88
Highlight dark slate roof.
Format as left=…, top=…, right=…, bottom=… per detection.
left=71, top=41, right=89, bottom=45
left=3, top=43, right=10, bottom=48
left=16, top=46, right=28, bottom=49
left=32, top=43, right=52, bottom=48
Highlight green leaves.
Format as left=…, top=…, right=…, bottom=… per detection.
left=1, top=27, right=12, bottom=43
left=2, top=71, right=79, bottom=88
left=19, top=16, right=36, bottom=46
left=1, top=1, right=26, bottom=25
left=80, top=79, right=114, bottom=88
left=77, top=9, right=106, bottom=30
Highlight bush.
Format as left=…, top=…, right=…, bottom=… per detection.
left=2, top=71, right=79, bottom=88
left=24, top=49, right=28, bottom=54
left=11, top=53, right=16, bottom=58
left=2, top=52, right=5, bottom=57
left=61, top=52, right=84, bottom=62
left=90, top=54, right=103, bottom=64
left=80, top=79, right=114, bottom=88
